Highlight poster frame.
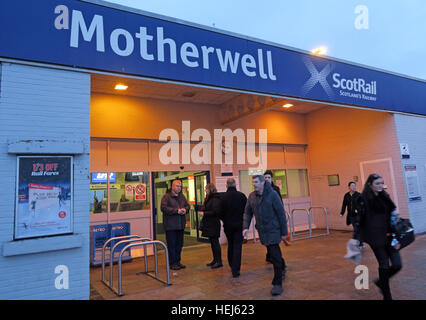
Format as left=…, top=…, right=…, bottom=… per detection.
left=14, top=155, right=74, bottom=240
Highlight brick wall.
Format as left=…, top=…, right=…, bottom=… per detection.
left=394, top=114, right=426, bottom=233
left=0, top=62, right=91, bottom=299
left=306, top=106, right=409, bottom=231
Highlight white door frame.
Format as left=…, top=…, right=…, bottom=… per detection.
left=360, top=157, right=399, bottom=208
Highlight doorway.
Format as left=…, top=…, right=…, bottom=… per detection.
left=152, top=171, right=210, bottom=247
left=360, top=158, right=399, bottom=208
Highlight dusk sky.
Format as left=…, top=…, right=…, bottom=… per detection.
left=105, top=0, right=426, bottom=80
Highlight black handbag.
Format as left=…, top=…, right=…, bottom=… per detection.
left=392, top=218, right=415, bottom=250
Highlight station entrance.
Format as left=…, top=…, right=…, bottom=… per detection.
left=152, top=170, right=210, bottom=247
left=89, top=72, right=410, bottom=260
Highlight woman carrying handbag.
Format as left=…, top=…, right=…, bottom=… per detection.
left=356, top=173, right=403, bottom=300
left=200, top=183, right=223, bottom=269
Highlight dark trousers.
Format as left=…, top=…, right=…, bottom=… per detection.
left=267, top=244, right=284, bottom=286
left=371, top=244, right=402, bottom=300
left=266, top=246, right=286, bottom=270
left=371, top=244, right=402, bottom=271
left=209, top=237, right=222, bottom=263
left=224, top=227, right=243, bottom=275
left=165, top=229, right=184, bottom=266
left=350, top=216, right=363, bottom=244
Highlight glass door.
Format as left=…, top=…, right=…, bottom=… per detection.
left=152, top=171, right=210, bottom=247
left=193, top=173, right=209, bottom=242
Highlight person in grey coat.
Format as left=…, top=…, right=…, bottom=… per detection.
left=243, top=175, right=288, bottom=296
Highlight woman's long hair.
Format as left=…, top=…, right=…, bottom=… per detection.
left=362, top=173, right=391, bottom=203
left=205, top=183, right=217, bottom=196
left=202, top=183, right=217, bottom=208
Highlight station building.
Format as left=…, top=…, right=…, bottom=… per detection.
left=0, top=0, right=425, bottom=299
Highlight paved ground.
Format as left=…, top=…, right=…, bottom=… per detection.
left=90, top=230, right=426, bottom=300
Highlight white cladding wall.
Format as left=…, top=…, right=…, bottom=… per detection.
left=394, top=114, right=426, bottom=234
left=0, top=63, right=91, bottom=299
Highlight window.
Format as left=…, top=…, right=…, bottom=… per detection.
left=90, top=172, right=109, bottom=214
left=110, top=172, right=150, bottom=212
left=90, top=171, right=150, bottom=214
left=239, top=170, right=254, bottom=197
left=239, top=169, right=309, bottom=199
left=287, top=169, right=310, bottom=198
left=239, top=169, right=288, bottom=198
left=269, top=169, right=288, bottom=198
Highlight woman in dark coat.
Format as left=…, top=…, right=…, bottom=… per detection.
left=200, top=183, right=223, bottom=269
left=357, top=173, right=402, bottom=300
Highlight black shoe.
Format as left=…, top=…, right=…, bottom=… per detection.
left=271, top=285, right=283, bottom=296
left=376, top=268, right=392, bottom=300
left=206, top=261, right=216, bottom=267
left=374, top=278, right=390, bottom=300
left=170, top=265, right=181, bottom=271
left=178, top=263, right=186, bottom=269
left=232, top=272, right=240, bottom=278
left=211, top=262, right=223, bottom=269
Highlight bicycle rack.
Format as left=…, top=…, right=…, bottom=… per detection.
left=109, top=236, right=153, bottom=287
left=117, top=240, right=171, bottom=296
left=288, top=207, right=330, bottom=241
left=101, top=236, right=171, bottom=296
left=101, top=235, right=149, bottom=284
left=289, top=208, right=312, bottom=241
left=307, top=206, right=330, bottom=239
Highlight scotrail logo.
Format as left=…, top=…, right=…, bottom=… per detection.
left=302, top=57, right=378, bottom=102
left=301, top=57, right=335, bottom=99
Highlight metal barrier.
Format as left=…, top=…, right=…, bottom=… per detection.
left=117, top=240, right=171, bottom=296
left=101, top=235, right=146, bottom=283
left=289, top=207, right=330, bottom=241
left=108, top=237, right=152, bottom=287
left=308, top=206, right=330, bottom=238
left=101, top=236, right=171, bottom=296
left=289, top=208, right=312, bottom=241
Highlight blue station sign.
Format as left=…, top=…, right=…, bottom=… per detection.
left=1, top=0, right=425, bottom=115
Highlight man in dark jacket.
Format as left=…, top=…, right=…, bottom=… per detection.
left=161, top=179, right=190, bottom=270
left=243, top=175, right=288, bottom=296
left=219, top=178, right=247, bottom=278
left=341, top=181, right=364, bottom=248
left=264, top=170, right=282, bottom=201
left=263, top=170, right=288, bottom=268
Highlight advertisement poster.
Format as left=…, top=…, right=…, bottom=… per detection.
left=15, top=156, right=73, bottom=239
left=404, top=164, right=422, bottom=201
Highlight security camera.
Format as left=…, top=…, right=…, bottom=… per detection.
left=180, top=166, right=184, bottom=170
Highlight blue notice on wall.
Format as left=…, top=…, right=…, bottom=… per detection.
left=90, top=222, right=132, bottom=266
left=91, top=172, right=116, bottom=184
left=404, top=165, right=422, bottom=202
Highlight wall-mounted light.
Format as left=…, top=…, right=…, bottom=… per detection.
left=114, top=84, right=128, bottom=91
left=311, top=46, right=327, bottom=55
left=282, top=103, right=294, bottom=108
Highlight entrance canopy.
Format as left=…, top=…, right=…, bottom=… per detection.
left=1, top=0, right=425, bottom=116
